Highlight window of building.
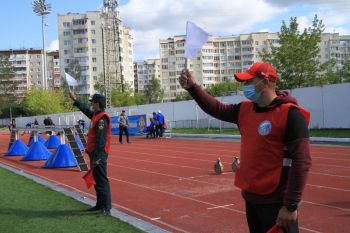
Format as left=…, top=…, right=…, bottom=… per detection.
left=92, top=57, right=97, bottom=62
left=92, top=39, right=96, bottom=44
left=91, top=29, right=96, bottom=34
left=63, top=22, right=71, bottom=27
left=63, top=31, right=71, bottom=36
left=91, top=20, right=95, bottom=25
left=92, top=48, right=97, bottom=53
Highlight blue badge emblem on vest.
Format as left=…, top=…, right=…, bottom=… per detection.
left=258, top=120, right=272, bottom=136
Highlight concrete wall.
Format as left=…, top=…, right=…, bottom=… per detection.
left=14, top=83, right=350, bottom=129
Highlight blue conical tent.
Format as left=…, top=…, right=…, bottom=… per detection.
left=44, top=144, right=77, bottom=168
left=22, top=141, right=51, bottom=161
left=28, top=134, right=46, bottom=147
left=44, top=135, right=61, bottom=149
left=6, top=140, right=29, bottom=156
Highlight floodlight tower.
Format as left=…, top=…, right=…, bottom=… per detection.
left=33, top=0, right=51, bottom=90
left=101, top=0, right=124, bottom=108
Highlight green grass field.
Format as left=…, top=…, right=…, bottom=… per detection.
left=0, top=167, right=144, bottom=233
left=170, top=128, right=350, bottom=138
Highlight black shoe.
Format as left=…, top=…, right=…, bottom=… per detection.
left=96, top=209, right=111, bottom=217
left=87, top=206, right=101, bottom=212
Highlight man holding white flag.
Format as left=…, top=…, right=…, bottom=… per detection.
left=65, top=72, right=78, bottom=87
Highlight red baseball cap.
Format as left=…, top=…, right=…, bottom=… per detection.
left=234, top=62, right=278, bottom=82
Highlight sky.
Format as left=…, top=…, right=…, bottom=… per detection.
left=1, top=0, right=350, bottom=60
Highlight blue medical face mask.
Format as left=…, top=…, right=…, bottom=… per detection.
left=242, top=79, right=264, bottom=102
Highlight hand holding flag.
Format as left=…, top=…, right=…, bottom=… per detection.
left=83, top=169, right=95, bottom=189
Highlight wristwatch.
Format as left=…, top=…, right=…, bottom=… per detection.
left=285, top=203, right=299, bottom=212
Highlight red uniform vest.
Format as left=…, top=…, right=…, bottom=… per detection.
left=87, top=112, right=111, bottom=153
left=235, top=101, right=310, bottom=195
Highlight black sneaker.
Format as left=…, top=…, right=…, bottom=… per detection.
left=96, top=209, right=111, bottom=217
left=87, top=206, right=101, bottom=212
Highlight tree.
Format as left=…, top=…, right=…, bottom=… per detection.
left=143, top=77, right=164, bottom=104
left=339, top=59, right=350, bottom=83
left=317, top=59, right=340, bottom=85
left=174, top=92, right=192, bottom=101
left=205, top=81, right=242, bottom=97
left=0, top=56, right=17, bottom=117
left=261, top=15, right=325, bottom=89
left=94, top=73, right=106, bottom=95
left=22, top=89, right=69, bottom=115
left=110, top=83, right=135, bottom=107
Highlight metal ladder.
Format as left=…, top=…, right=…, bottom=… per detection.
left=8, top=130, right=17, bottom=150
left=63, top=127, right=89, bottom=171
left=74, top=125, right=87, bottom=149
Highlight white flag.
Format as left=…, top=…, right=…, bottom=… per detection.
left=65, top=72, right=78, bottom=86
left=184, top=21, right=210, bottom=59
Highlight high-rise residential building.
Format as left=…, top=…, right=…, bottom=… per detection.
left=0, top=49, right=60, bottom=99
left=46, top=51, right=60, bottom=89
left=320, top=33, right=350, bottom=67
left=58, top=11, right=134, bottom=97
left=134, top=59, right=161, bottom=92
left=159, top=32, right=279, bottom=101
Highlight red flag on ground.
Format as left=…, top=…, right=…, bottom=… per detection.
left=267, top=225, right=283, bottom=233
left=83, top=169, right=95, bottom=189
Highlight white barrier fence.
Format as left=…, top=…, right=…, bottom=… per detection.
left=12, top=82, right=350, bottom=129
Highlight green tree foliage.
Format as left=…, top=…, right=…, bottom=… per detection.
left=174, top=92, right=192, bottom=101
left=22, top=89, right=70, bottom=115
left=110, top=83, right=134, bottom=107
left=339, top=59, right=350, bottom=83
left=93, top=73, right=106, bottom=95
left=205, top=81, right=242, bottom=97
left=261, top=15, right=325, bottom=89
left=143, top=77, right=164, bottom=104
left=0, top=56, right=18, bottom=117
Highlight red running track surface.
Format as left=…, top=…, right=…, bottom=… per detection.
left=0, top=133, right=349, bottom=233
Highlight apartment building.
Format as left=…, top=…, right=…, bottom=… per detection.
left=47, top=51, right=60, bottom=89
left=58, top=11, right=134, bottom=96
left=134, top=59, right=161, bottom=92
left=320, top=33, right=350, bottom=67
left=159, top=32, right=279, bottom=101
left=0, top=49, right=60, bottom=99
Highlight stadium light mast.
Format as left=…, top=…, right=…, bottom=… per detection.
left=33, top=0, right=51, bottom=90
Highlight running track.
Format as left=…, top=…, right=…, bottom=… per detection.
left=0, top=132, right=349, bottom=233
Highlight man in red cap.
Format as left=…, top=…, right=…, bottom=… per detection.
left=179, top=62, right=312, bottom=233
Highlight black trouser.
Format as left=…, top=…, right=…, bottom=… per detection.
left=156, top=123, right=163, bottom=137
left=91, top=156, right=111, bottom=211
left=119, top=125, right=129, bottom=143
left=245, top=201, right=299, bottom=233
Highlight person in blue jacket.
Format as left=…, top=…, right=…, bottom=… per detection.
left=155, top=110, right=165, bottom=137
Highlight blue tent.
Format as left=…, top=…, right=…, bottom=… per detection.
left=44, top=135, right=61, bottom=149
left=6, top=140, right=29, bottom=156
left=28, top=134, right=46, bottom=147
left=22, top=141, right=51, bottom=161
left=44, top=144, right=77, bottom=168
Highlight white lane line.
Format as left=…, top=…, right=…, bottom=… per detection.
left=109, top=163, right=239, bottom=190
left=207, top=204, right=235, bottom=210
left=108, top=176, right=246, bottom=215
left=304, top=200, right=350, bottom=212
left=299, top=227, right=323, bottom=233
left=307, top=184, right=350, bottom=192
left=310, top=172, right=350, bottom=179
left=151, top=217, right=161, bottom=220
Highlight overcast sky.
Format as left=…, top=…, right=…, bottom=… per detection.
left=1, top=0, right=349, bottom=60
